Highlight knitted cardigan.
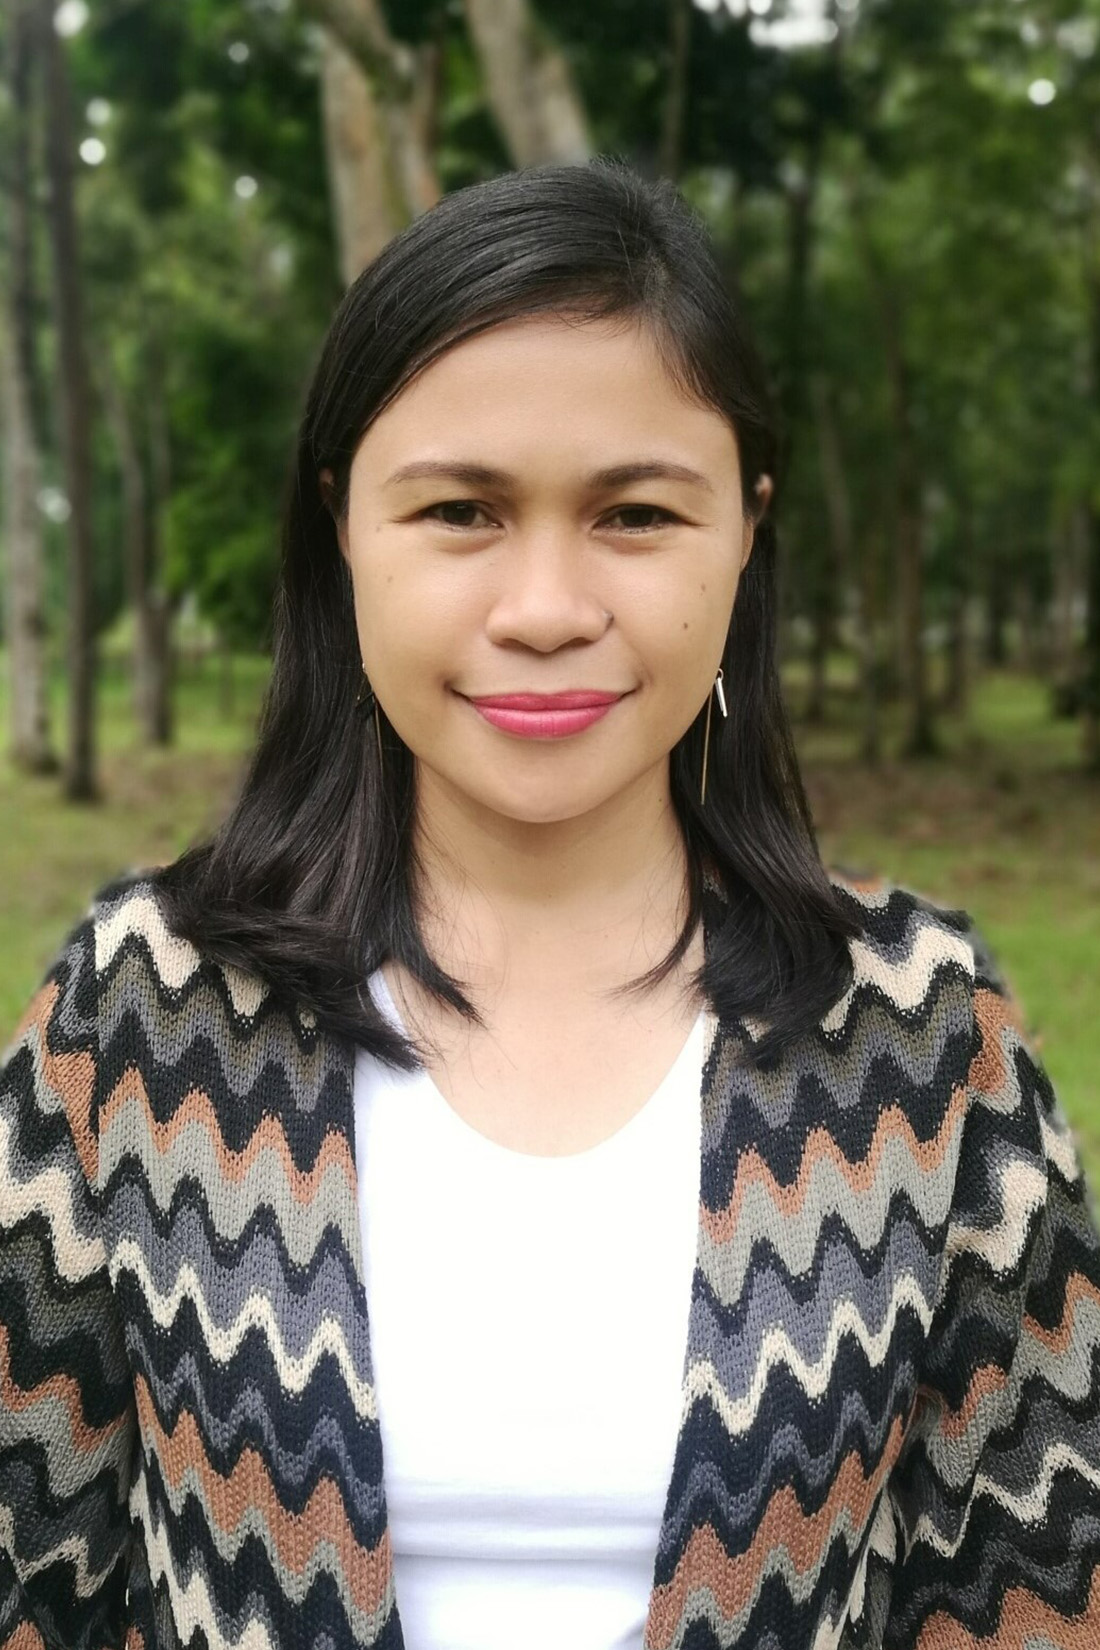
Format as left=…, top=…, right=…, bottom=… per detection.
left=2, top=864, right=1099, bottom=1650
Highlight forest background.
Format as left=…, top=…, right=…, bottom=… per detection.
left=2, top=0, right=1098, bottom=1181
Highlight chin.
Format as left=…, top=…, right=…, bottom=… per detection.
left=422, top=754, right=638, bottom=825
left=489, top=779, right=630, bottom=826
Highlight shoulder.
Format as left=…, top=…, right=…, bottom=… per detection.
left=822, top=863, right=982, bottom=1018
left=816, top=871, right=1074, bottom=1229
left=823, top=866, right=1072, bottom=1168
left=88, top=864, right=196, bottom=987
left=80, top=864, right=276, bottom=1025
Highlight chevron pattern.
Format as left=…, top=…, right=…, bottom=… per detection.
left=1, top=867, right=1098, bottom=1649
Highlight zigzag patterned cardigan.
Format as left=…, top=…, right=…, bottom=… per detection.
left=2, top=865, right=1100, bottom=1650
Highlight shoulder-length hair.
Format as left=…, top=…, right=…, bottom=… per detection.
left=154, top=157, right=860, bottom=1072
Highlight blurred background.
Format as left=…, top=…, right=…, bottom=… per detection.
left=1, top=0, right=1097, bottom=1174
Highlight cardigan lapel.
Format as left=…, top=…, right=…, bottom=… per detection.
left=639, top=874, right=956, bottom=1650
left=100, top=896, right=401, bottom=1649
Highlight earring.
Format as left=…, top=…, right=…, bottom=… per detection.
left=699, top=668, right=728, bottom=807
left=354, top=670, right=384, bottom=773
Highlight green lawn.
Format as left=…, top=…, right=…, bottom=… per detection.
left=2, top=649, right=1097, bottom=1191
left=0, top=652, right=268, bottom=1026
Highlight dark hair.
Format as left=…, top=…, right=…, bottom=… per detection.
left=154, top=158, right=860, bottom=1071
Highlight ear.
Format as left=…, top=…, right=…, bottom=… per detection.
left=740, top=474, right=773, bottom=570
left=319, top=467, right=351, bottom=564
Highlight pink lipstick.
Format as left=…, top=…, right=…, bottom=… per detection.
left=465, top=690, right=626, bottom=740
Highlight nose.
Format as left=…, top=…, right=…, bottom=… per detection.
left=483, top=527, right=611, bottom=653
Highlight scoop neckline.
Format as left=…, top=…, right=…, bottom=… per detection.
left=366, top=966, right=705, bottom=1167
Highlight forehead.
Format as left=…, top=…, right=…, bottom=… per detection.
left=354, top=314, right=741, bottom=481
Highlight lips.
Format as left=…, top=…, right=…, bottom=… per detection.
left=462, top=689, right=627, bottom=739
left=467, top=691, right=625, bottom=710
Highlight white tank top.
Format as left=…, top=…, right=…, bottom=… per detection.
left=352, top=968, right=705, bottom=1650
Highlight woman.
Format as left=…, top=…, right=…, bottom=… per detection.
left=2, top=160, right=1098, bottom=1650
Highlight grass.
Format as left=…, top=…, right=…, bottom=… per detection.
left=2, top=647, right=1097, bottom=1189
left=0, top=652, right=267, bottom=1026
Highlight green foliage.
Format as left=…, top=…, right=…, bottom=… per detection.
left=49, top=0, right=338, bottom=645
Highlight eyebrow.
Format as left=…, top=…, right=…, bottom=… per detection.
left=384, top=459, right=716, bottom=494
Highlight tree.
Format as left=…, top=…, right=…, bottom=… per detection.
left=303, top=0, right=441, bottom=279
left=461, top=0, right=590, bottom=166
left=37, top=0, right=98, bottom=800
left=1, top=0, right=56, bottom=775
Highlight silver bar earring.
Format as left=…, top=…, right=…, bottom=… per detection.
left=699, top=671, right=728, bottom=807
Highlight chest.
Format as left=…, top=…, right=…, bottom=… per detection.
left=378, top=962, right=707, bottom=1154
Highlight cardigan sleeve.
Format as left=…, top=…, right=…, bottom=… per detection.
left=865, top=916, right=1100, bottom=1648
left=0, top=909, right=138, bottom=1650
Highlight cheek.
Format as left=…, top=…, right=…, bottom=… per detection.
left=649, top=556, right=739, bottom=667
left=351, top=547, right=471, bottom=697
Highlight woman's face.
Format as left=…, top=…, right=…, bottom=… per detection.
left=332, top=313, right=768, bottom=827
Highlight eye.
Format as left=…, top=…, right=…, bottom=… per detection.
left=604, top=505, right=682, bottom=532
left=422, top=500, right=496, bottom=529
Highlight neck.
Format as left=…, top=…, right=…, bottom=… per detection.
left=407, top=759, right=694, bottom=997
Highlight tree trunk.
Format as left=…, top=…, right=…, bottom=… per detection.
left=37, top=0, right=98, bottom=800
left=1016, top=581, right=1037, bottom=675
left=99, top=351, right=174, bottom=745
left=857, top=525, right=882, bottom=768
left=320, top=28, right=402, bottom=282
left=144, top=351, right=176, bottom=745
left=307, top=0, right=439, bottom=274
left=1082, top=259, right=1100, bottom=772
left=3, top=0, right=56, bottom=774
left=984, top=547, right=1009, bottom=668
left=660, top=0, right=691, bottom=180
left=941, top=493, right=973, bottom=717
left=389, top=43, right=442, bottom=222
left=1052, top=506, right=1085, bottom=692
left=462, top=0, right=590, bottom=167
left=847, top=174, right=937, bottom=757
left=773, top=160, right=822, bottom=683
left=880, top=316, right=933, bottom=753
left=1085, top=508, right=1100, bottom=774
left=302, top=0, right=412, bottom=92
left=811, top=375, right=880, bottom=761
left=779, top=153, right=820, bottom=455
left=882, top=324, right=936, bottom=755
left=143, top=593, right=174, bottom=744
left=897, top=485, right=935, bottom=756
left=804, top=597, right=830, bottom=725
left=807, top=374, right=853, bottom=727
